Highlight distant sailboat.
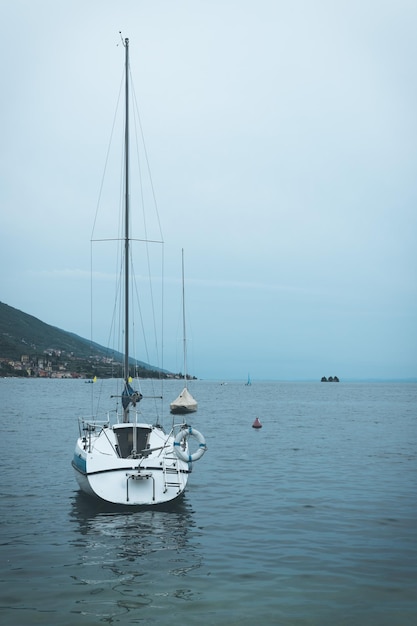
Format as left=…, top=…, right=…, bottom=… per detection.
left=245, top=373, right=251, bottom=386
left=170, top=249, right=198, bottom=415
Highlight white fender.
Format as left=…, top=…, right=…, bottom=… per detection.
left=174, top=427, right=207, bottom=463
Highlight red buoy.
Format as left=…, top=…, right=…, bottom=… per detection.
left=252, top=417, right=262, bottom=429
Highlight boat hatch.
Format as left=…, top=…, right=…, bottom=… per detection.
left=115, top=426, right=151, bottom=458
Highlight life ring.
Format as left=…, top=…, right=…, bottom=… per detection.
left=173, top=427, right=207, bottom=463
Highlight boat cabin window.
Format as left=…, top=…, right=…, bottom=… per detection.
left=115, top=427, right=151, bottom=458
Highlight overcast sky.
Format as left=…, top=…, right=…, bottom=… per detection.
left=1, top=0, right=416, bottom=381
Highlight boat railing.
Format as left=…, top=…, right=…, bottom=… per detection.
left=172, top=422, right=191, bottom=434
left=162, top=422, right=191, bottom=451
left=77, top=414, right=111, bottom=436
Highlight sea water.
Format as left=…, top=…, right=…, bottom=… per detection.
left=0, top=378, right=416, bottom=625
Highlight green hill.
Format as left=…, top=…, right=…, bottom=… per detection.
left=0, top=302, right=169, bottom=378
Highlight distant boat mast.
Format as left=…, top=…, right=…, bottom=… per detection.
left=181, top=248, right=188, bottom=386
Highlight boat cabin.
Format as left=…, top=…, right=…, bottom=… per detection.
left=113, top=424, right=152, bottom=458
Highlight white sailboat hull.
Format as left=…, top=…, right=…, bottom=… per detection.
left=72, top=421, right=191, bottom=506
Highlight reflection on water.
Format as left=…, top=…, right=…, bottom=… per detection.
left=70, top=490, right=194, bottom=524
left=68, top=492, right=202, bottom=622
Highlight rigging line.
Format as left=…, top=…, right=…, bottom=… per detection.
left=141, top=244, right=162, bottom=382
left=89, top=79, right=122, bottom=416
left=129, top=67, right=165, bottom=398
left=128, top=68, right=166, bottom=410
left=89, top=239, right=94, bottom=417
left=129, top=246, right=150, bottom=368
left=130, top=136, right=162, bottom=365
left=130, top=80, right=147, bottom=247
left=130, top=248, right=163, bottom=424
left=128, top=247, right=142, bottom=374
left=89, top=239, right=126, bottom=417
left=91, top=71, right=124, bottom=240
left=89, top=246, right=122, bottom=419
left=91, top=237, right=164, bottom=243
left=88, top=70, right=125, bottom=416
left=160, top=243, right=165, bottom=397
left=130, top=69, right=164, bottom=243
left=115, top=84, right=126, bottom=379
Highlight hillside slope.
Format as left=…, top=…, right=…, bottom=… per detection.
left=0, top=301, right=166, bottom=377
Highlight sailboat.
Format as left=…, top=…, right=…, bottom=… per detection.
left=245, top=373, right=251, bottom=386
left=72, top=38, right=206, bottom=506
left=170, top=249, right=198, bottom=414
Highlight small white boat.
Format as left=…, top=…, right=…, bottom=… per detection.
left=170, top=249, right=198, bottom=415
left=72, top=38, right=206, bottom=506
left=170, top=386, right=198, bottom=414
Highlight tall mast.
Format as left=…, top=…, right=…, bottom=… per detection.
left=181, top=248, right=187, bottom=387
left=124, top=37, right=130, bottom=421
